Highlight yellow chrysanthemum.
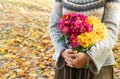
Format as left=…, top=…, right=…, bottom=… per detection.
left=77, top=16, right=108, bottom=48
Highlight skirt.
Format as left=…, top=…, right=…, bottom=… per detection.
left=54, top=65, right=113, bottom=79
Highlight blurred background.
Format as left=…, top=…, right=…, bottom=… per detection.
left=0, top=0, right=119, bottom=79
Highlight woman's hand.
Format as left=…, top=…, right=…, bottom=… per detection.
left=61, top=49, right=91, bottom=68
left=71, top=53, right=88, bottom=68
left=61, top=49, right=77, bottom=67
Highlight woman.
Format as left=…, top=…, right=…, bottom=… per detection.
left=49, top=0, right=120, bottom=79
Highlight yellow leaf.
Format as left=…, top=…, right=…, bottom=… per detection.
left=0, top=69, right=7, bottom=74
left=7, top=62, right=14, bottom=67
left=5, top=53, right=16, bottom=59
left=16, top=69, right=25, bottom=77
left=39, top=63, right=45, bottom=68
left=0, top=48, right=7, bottom=54
left=17, top=59, right=24, bottom=65
left=8, top=71, right=16, bottom=79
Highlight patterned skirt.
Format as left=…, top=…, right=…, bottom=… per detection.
left=54, top=65, right=113, bottom=79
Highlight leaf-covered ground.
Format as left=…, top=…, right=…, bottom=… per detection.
left=0, top=0, right=120, bottom=79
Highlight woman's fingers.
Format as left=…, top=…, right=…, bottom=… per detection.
left=65, top=49, right=73, bottom=54
left=64, top=53, right=77, bottom=62
left=66, top=64, right=73, bottom=67
left=65, top=59, right=75, bottom=68
left=64, top=54, right=76, bottom=68
left=72, top=53, right=88, bottom=68
left=61, top=49, right=81, bottom=68
left=65, top=59, right=72, bottom=65
left=64, top=54, right=73, bottom=62
left=62, top=49, right=76, bottom=60
left=64, top=52, right=88, bottom=68
left=61, top=49, right=73, bottom=59
left=68, top=53, right=77, bottom=58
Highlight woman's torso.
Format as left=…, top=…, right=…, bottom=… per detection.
left=58, top=0, right=116, bottom=66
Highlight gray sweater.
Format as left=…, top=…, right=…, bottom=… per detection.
left=49, top=0, right=120, bottom=74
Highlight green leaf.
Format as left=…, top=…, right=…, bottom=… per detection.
left=73, top=45, right=92, bottom=53
left=58, top=35, right=65, bottom=43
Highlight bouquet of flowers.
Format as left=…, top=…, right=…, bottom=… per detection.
left=58, top=13, right=108, bottom=52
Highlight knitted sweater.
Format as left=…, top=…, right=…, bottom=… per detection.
left=49, top=0, right=120, bottom=74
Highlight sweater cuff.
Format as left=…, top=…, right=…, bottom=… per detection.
left=54, top=48, right=67, bottom=70
left=86, top=49, right=101, bottom=74
left=86, top=45, right=111, bottom=74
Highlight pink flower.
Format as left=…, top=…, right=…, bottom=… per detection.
left=69, top=35, right=79, bottom=48
left=81, top=22, right=93, bottom=33
left=58, top=24, right=69, bottom=34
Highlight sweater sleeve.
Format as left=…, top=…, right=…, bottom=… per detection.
left=86, top=0, right=120, bottom=74
left=49, top=1, right=67, bottom=69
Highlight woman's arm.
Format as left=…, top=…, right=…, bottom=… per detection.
left=86, top=0, right=120, bottom=74
left=49, top=1, right=67, bottom=68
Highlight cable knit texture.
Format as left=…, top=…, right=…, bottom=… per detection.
left=49, top=0, right=120, bottom=74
